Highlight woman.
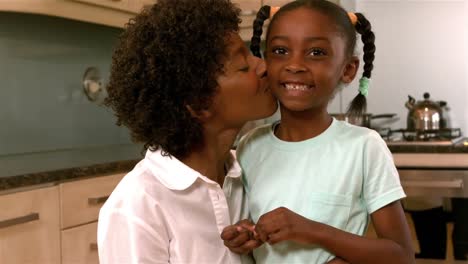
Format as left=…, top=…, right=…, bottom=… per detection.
left=97, top=0, right=277, bottom=263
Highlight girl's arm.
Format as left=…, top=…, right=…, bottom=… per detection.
left=254, top=201, right=414, bottom=264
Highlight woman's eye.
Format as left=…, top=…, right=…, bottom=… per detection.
left=309, top=48, right=326, bottom=56
left=271, top=47, right=287, bottom=55
left=239, top=66, right=250, bottom=72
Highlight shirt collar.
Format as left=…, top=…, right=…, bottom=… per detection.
left=145, top=149, right=242, bottom=191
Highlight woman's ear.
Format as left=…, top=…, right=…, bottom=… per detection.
left=341, top=56, right=360, bottom=84
left=185, top=105, right=213, bottom=122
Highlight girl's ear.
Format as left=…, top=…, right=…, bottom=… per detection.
left=185, top=105, right=213, bottom=122
left=341, top=56, right=360, bottom=84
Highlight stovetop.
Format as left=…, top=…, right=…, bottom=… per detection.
left=379, top=128, right=464, bottom=146
left=372, top=127, right=468, bottom=153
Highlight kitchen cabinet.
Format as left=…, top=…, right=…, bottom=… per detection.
left=129, top=0, right=156, bottom=13
left=232, top=0, right=262, bottom=41
left=262, top=0, right=340, bottom=7
left=0, top=0, right=258, bottom=39
left=60, top=173, right=125, bottom=229
left=261, top=0, right=289, bottom=6
left=59, top=173, right=125, bottom=264
left=0, top=186, right=61, bottom=264
left=61, top=222, right=99, bottom=264
left=0, top=0, right=135, bottom=28
left=69, top=0, right=131, bottom=12
left=0, top=172, right=125, bottom=264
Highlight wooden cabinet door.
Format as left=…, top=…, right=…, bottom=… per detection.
left=261, top=0, right=289, bottom=7
left=263, top=0, right=343, bottom=8
left=70, top=0, right=131, bottom=13
left=0, top=186, right=60, bottom=264
left=60, top=173, right=125, bottom=229
left=62, top=222, right=99, bottom=264
left=129, top=0, right=157, bottom=14
left=232, top=0, right=262, bottom=41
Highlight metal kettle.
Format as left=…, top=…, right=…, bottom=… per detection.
left=405, top=92, right=444, bottom=131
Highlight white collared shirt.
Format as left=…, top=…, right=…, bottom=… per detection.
left=97, top=149, right=249, bottom=264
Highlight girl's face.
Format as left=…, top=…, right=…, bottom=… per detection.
left=210, top=33, right=277, bottom=128
left=265, top=7, right=358, bottom=113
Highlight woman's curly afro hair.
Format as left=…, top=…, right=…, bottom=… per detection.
left=105, top=0, right=241, bottom=159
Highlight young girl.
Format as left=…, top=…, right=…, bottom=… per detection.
left=97, top=0, right=278, bottom=263
left=222, top=1, right=414, bottom=263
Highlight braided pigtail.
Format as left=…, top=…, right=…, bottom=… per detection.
left=347, top=13, right=376, bottom=117
left=250, top=5, right=271, bottom=58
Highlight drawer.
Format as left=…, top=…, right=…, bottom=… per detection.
left=399, top=169, right=468, bottom=198
left=70, top=0, right=131, bottom=13
left=60, top=173, right=125, bottom=229
left=61, top=222, right=99, bottom=264
left=0, top=186, right=60, bottom=264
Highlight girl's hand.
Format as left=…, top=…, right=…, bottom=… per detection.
left=255, top=207, right=318, bottom=245
left=327, top=257, right=351, bottom=264
left=221, top=219, right=262, bottom=254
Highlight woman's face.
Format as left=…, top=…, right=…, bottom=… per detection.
left=211, top=33, right=277, bottom=128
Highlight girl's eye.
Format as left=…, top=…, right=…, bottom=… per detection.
left=271, top=47, right=287, bottom=55
left=309, top=48, right=326, bottom=56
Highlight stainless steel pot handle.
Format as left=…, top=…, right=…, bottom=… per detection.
left=401, top=179, right=464, bottom=189
left=371, top=113, right=397, bottom=119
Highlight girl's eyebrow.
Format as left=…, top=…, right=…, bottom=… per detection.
left=269, top=35, right=330, bottom=43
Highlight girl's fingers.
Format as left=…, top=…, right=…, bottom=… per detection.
left=227, top=229, right=251, bottom=247
left=220, top=225, right=239, bottom=241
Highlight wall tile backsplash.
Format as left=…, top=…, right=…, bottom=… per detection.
left=0, top=12, right=137, bottom=157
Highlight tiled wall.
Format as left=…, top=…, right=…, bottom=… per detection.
left=0, top=12, right=136, bottom=156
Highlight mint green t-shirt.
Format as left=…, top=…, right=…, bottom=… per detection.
left=236, top=118, right=406, bottom=264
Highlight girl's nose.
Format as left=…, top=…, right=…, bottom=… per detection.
left=285, top=54, right=307, bottom=73
left=285, top=63, right=306, bottom=73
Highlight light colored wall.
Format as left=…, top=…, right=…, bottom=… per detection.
left=328, top=0, right=468, bottom=134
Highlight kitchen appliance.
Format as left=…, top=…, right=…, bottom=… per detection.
left=382, top=128, right=462, bottom=143
left=383, top=128, right=468, bottom=198
left=331, top=113, right=396, bottom=128
left=386, top=132, right=468, bottom=262
left=405, top=92, right=446, bottom=131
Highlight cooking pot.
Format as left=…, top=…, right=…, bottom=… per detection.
left=331, top=113, right=396, bottom=128
left=405, top=92, right=444, bottom=131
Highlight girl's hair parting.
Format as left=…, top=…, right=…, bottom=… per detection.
left=250, top=0, right=376, bottom=117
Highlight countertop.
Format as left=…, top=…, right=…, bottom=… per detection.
left=416, top=259, right=468, bottom=264
left=1, top=141, right=467, bottom=193
left=388, top=141, right=468, bottom=169
left=0, top=144, right=142, bottom=192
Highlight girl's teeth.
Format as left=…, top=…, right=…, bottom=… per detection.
left=285, top=83, right=309, bottom=91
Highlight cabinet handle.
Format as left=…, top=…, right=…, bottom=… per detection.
left=88, top=196, right=109, bottom=205
left=90, top=243, right=98, bottom=251
left=401, top=179, right=464, bottom=189
left=0, top=212, right=40, bottom=229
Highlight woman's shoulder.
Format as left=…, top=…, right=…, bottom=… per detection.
left=100, top=160, right=168, bottom=215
